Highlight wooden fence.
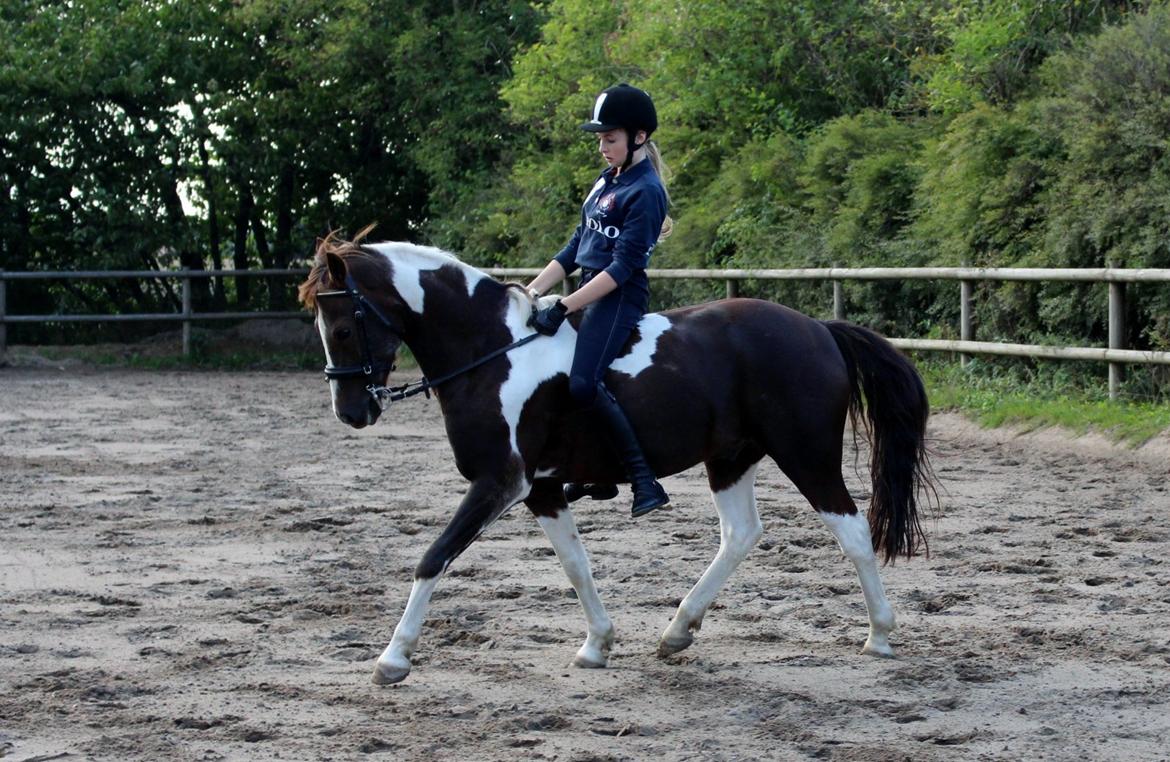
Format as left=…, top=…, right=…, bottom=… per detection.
left=2, top=266, right=1169, bottom=400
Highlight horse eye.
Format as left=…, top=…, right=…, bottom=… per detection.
left=335, top=327, right=352, bottom=340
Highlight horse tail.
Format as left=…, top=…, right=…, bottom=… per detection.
left=823, top=320, right=937, bottom=563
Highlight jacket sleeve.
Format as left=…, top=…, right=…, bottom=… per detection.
left=603, top=187, right=667, bottom=286
left=553, top=223, right=583, bottom=276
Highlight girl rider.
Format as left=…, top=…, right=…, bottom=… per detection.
left=526, top=83, right=671, bottom=518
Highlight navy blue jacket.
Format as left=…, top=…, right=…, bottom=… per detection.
left=553, top=159, right=668, bottom=288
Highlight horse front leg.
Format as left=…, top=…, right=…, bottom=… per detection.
left=526, top=480, right=615, bottom=669
left=373, top=476, right=527, bottom=685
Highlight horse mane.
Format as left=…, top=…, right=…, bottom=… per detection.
left=300, top=225, right=536, bottom=316
left=298, top=225, right=386, bottom=311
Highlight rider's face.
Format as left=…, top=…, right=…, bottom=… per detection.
left=598, top=129, right=627, bottom=167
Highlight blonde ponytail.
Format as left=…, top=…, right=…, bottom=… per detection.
left=645, top=140, right=674, bottom=240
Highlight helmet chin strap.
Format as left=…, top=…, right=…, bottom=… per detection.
left=621, top=129, right=646, bottom=171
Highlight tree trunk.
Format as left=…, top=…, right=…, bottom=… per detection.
left=250, top=206, right=273, bottom=309
left=233, top=177, right=254, bottom=309
left=271, top=162, right=295, bottom=308
left=161, top=169, right=211, bottom=310
left=197, top=135, right=225, bottom=310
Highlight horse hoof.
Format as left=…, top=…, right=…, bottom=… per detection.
left=656, top=633, right=693, bottom=658
left=371, top=661, right=411, bottom=685
left=862, top=643, right=895, bottom=659
left=572, top=653, right=607, bottom=669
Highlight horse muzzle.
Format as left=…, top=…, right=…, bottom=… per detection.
left=335, top=392, right=384, bottom=429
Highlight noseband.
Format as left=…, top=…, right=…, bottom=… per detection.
left=318, top=272, right=399, bottom=383
left=317, top=275, right=542, bottom=410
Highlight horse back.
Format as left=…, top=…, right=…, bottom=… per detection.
left=602, top=298, right=852, bottom=476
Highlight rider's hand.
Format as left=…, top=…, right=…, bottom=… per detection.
left=530, top=300, right=569, bottom=336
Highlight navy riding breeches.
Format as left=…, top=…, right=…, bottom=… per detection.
left=568, top=270, right=649, bottom=405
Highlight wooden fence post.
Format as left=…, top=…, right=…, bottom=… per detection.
left=1109, top=280, right=1126, bottom=400
left=182, top=268, right=192, bottom=358
left=832, top=280, right=844, bottom=321
left=0, top=271, right=7, bottom=360
left=960, top=280, right=974, bottom=366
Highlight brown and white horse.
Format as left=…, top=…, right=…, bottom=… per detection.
left=299, top=232, right=937, bottom=685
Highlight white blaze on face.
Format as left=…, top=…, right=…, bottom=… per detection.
left=367, top=242, right=486, bottom=314
left=317, top=315, right=343, bottom=415
left=609, top=313, right=671, bottom=378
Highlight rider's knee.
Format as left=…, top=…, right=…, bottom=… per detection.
left=568, top=375, right=599, bottom=406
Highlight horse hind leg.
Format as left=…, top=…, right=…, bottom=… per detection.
left=658, top=461, right=763, bottom=658
left=808, top=477, right=897, bottom=657
left=766, top=409, right=898, bottom=657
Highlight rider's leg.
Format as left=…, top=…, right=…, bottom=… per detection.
left=564, top=285, right=669, bottom=517
left=591, top=381, right=670, bottom=517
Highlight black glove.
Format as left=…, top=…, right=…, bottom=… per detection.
left=531, top=300, right=569, bottom=336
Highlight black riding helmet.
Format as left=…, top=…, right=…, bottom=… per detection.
left=580, top=83, right=657, bottom=171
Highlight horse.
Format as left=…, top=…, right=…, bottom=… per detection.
left=298, top=231, right=937, bottom=686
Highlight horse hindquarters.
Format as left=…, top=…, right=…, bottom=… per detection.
left=725, top=310, right=906, bottom=657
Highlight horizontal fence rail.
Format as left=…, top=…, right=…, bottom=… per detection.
left=2, top=266, right=1169, bottom=399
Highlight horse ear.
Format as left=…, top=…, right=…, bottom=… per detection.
left=325, top=251, right=348, bottom=287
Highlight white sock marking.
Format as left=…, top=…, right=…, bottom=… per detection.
left=663, top=464, right=762, bottom=644
left=379, top=480, right=529, bottom=673
left=380, top=575, right=440, bottom=670
left=537, top=510, right=614, bottom=666
left=818, top=511, right=897, bottom=652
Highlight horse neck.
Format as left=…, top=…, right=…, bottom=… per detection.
left=375, top=245, right=520, bottom=382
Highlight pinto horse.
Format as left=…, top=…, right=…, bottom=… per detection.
left=299, top=232, right=936, bottom=685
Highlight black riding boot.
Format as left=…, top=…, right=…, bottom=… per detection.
left=593, top=384, right=670, bottom=518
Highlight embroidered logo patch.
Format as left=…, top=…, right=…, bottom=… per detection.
left=597, top=192, right=617, bottom=214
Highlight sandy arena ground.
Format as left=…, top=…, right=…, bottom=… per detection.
left=1, top=366, right=1168, bottom=761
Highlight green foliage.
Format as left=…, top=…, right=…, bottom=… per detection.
left=0, top=0, right=541, bottom=339
left=917, top=0, right=1137, bottom=113
left=434, top=0, right=624, bottom=265
left=445, top=0, right=948, bottom=266
left=801, top=112, right=928, bottom=261
left=912, top=102, right=1059, bottom=267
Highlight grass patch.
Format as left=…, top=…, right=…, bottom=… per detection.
left=919, top=357, right=1170, bottom=446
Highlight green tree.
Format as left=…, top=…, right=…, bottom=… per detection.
left=0, top=0, right=540, bottom=335
left=917, top=0, right=1138, bottom=114
left=1041, top=2, right=1170, bottom=348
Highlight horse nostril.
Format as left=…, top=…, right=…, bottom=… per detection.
left=338, top=411, right=356, bottom=425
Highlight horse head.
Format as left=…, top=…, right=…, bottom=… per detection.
left=300, top=230, right=405, bottom=428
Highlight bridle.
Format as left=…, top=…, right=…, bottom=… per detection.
left=316, top=274, right=541, bottom=410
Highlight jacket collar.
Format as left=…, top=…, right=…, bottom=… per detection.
left=606, top=157, right=654, bottom=186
